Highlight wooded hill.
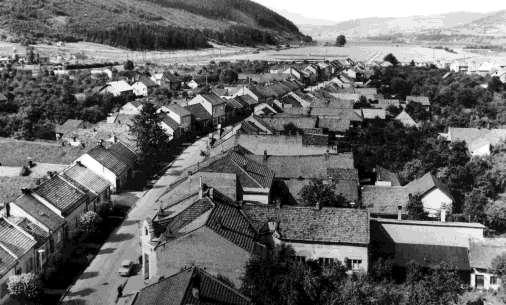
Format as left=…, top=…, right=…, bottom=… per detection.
left=0, top=0, right=310, bottom=50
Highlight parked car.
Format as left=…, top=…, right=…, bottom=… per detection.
left=118, top=260, right=134, bottom=277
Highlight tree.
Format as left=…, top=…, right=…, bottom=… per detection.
left=130, top=102, right=170, bottom=173
left=491, top=252, right=506, bottom=289
left=219, top=69, right=238, bottom=83
left=463, top=188, right=489, bottom=223
left=486, top=199, right=506, bottom=232
left=283, top=122, right=300, bottom=135
left=79, top=211, right=103, bottom=236
left=488, top=76, right=504, bottom=92
left=123, top=60, right=134, bottom=71
left=406, top=194, right=427, bottom=220
left=335, top=35, right=347, bottom=47
left=384, top=53, right=399, bottom=66
left=7, top=273, right=42, bottom=300
left=399, top=159, right=425, bottom=185
left=299, top=180, right=348, bottom=208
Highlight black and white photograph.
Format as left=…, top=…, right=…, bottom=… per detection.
left=0, top=0, right=506, bottom=304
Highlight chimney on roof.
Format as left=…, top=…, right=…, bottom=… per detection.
left=208, top=187, right=214, bottom=200
left=76, top=160, right=84, bottom=167
left=397, top=205, right=402, bottom=221
left=5, top=202, right=10, bottom=217
left=440, top=209, right=447, bottom=223
left=191, top=271, right=201, bottom=300
left=21, top=188, right=31, bottom=195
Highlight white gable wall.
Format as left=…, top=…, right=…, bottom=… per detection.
left=75, top=154, right=118, bottom=192
left=422, top=189, right=453, bottom=218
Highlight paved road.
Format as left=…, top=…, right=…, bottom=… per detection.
left=61, top=136, right=210, bottom=305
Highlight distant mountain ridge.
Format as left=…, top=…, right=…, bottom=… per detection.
left=299, top=11, right=506, bottom=44
left=0, top=0, right=308, bottom=49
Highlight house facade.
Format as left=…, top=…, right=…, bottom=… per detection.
left=188, top=93, right=226, bottom=127
left=469, top=238, right=506, bottom=291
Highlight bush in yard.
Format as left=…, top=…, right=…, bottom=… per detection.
left=79, top=211, right=103, bottom=236
left=7, top=273, right=42, bottom=300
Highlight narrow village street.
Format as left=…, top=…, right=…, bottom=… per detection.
left=61, top=135, right=211, bottom=305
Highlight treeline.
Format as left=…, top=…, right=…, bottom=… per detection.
left=204, top=25, right=277, bottom=46
left=78, top=23, right=211, bottom=50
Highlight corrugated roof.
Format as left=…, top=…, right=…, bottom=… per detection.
left=243, top=205, right=369, bottom=245
left=132, top=267, right=251, bottom=305
left=0, top=218, right=36, bottom=258
left=33, top=175, right=87, bottom=215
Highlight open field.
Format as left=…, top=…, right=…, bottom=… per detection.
left=1, top=41, right=506, bottom=66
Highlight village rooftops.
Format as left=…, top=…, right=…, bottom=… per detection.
left=12, top=194, right=65, bottom=231
left=186, top=104, right=212, bottom=121
left=33, top=175, right=87, bottom=216
left=259, top=114, right=317, bottom=131
left=137, top=76, right=157, bottom=88
left=55, top=119, right=85, bottom=135
left=0, top=243, right=16, bottom=277
left=86, top=145, right=129, bottom=176
left=200, top=93, right=226, bottom=106
left=165, top=104, right=191, bottom=117
left=108, top=141, right=137, bottom=167
left=243, top=205, right=369, bottom=245
left=362, top=186, right=409, bottom=216
left=0, top=217, right=36, bottom=259
left=469, top=238, right=506, bottom=270
left=406, top=96, right=430, bottom=106
left=247, top=153, right=355, bottom=179
left=130, top=267, right=251, bottom=305
left=233, top=95, right=257, bottom=107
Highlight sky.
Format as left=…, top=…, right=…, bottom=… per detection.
left=252, top=0, right=506, bottom=23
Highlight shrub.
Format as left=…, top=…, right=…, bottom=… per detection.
left=7, top=273, right=42, bottom=300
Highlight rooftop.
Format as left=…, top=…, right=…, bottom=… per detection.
left=469, top=238, right=506, bottom=270
left=362, top=186, right=409, bottom=216
left=0, top=217, right=36, bottom=259
left=404, top=172, right=453, bottom=200
left=186, top=104, right=212, bottom=121
left=12, top=194, right=65, bottom=231
left=0, top=177, right=37, bottom=205
left=62, top=163, right=110, bottom=195
left=87, top=145, right=129, bottom=176
left=33, top=175, right=87, bottom=215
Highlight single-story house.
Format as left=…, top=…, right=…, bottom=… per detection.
left=469, top=238, right=506, bottom=291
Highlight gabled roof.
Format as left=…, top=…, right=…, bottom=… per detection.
left=395, top=110, right=419, bottom=127
left=310, top=108, right=363, bottom=122
left=361, top=108, right=386, bottom=120
left=137, top=76, right=158, bottom=88
left=160, top=114, right=180, bottom=132
left=108, top=142, right=137, bottom=169
left=0, top=218, right=36, bottom=258
left=376, top=99, right=401, bottom=109
left=394, top=244, right=469, bottom=270
left=243, top=205, right=369, bottom=245
left=10, top=217, right=49, bottom=248
left=33, top=175, right=87, bottom=215
left=87, top=145, right=129, bottom=176
left=162, top=71, right=182, bottom=82
left=404, top=172, right=453, bottom=200
left=63, top=163, right=110, bottom=195
left=318, top=117, right=351, bottom=132
left=158, top=191, right=260, bottom=254
left=469, top=238, right=506, bottom=270
left=198, top=151, right=274, bottom=189
left=226, top=98, right=245, bottom=110
left=362, top=186, right=409, bottom=216
left=375, top=166, right=401, bottom=186
left=166, top=104, right=191, bottom=117
left=132, top=267, right=251, bottom=305
left=107, top=80, right=132, bottom=93
left=406, top=96, right=430, bottom=106
left=55, top=119, right=84, bottom=134
left=248, top=153, right=355, bottom=179
left=233, top=95, right=258, bottom=107
left=199, top=93, right=226, bottom=106
left=260, top=115, right=317, bottom=131
left=186, top=104, right=212, bottom=121
left=12, top=194, right=65, bottom=231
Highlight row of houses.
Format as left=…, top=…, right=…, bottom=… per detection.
left=0, top=141, right=138, bottom=303
left=137, top=140, right=501, bottom=297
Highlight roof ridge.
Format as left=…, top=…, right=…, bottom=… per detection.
left=227, top=152, right=264, bottom=189
left=196, top=267, right=252, bottom=302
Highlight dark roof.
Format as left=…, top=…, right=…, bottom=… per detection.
left=198, top=151, right=274, bottom=189
left=186, top=104, right=212, bottom=121
left=158, top=192, right=260, bottom=254
left=406, top=96, right=431, bottom=106
left=469, top=238, right=506, bottom=270
left=108, top=142, right=137, bottom=168
left=243, top=205, right=369, bottom=245
left=362, top=186, right=409, bottom=216
left=33, top=175, right=87, bottom=215
left=226, top=98, right=245, bottom=110
left=0, top=246, right=16, bottom=277
left=12, top=194, right=65, bottom=231
left=199, top=93, right=226, bottom=106
left=233, top=95, right=257, bottom=107
left=394, top=244, right=469, bottom=270
left=63, top=163, right=110, bottom=195
left=310, top=108, right=363, bottom=122
left=260, top=115, right=317, bottom=131
left=138, top=76, right=158, bottom=88
left=166, top=104, right=191, bottom=117
left=247, top=154, right=355, bottom=179
left=240, top=121, right=266, bottom=134
left=132, top=267, right=251, bottom=305
left=404, top=173, right=453, bottom=200
left=87, top=145, right=129, bottom=176
left=162, top=71, right=182, bottom=82
left=283, top=179, right=359, bottom=204
left=327, top=168, right=360, bottom=182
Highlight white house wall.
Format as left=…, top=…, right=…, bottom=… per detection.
left=422, top=189, right=453, bottom=218
left=75, top=155, right=119, bottom=192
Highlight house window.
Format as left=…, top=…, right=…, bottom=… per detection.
left=351, top=259, right=362, bottom=271
left=317, top=257, right=337, bottom=267
left=490, top=275, right=497, bottom=285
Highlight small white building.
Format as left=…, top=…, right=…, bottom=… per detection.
left=103, top=80, right=133, bottom=97
left=395, top=110, right=419, bottom=128
left=404, top=173, right=453, bottom=219
left=469, top=238, right=506, bottom=291
left=119, top=100, right=143, bottom=116
left=132, top=77, right=158, bottom=97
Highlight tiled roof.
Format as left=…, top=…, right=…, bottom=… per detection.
left=318, top=117, right=351, bottom=132
left=280, top=94, right=303, bottom=108
left=0, top=177, right=37, bottom=206
left=33, top=175, right=87, bottom=215
left=327, top=168, right=360, bottom=182
left=166, top=104, right=191, bottom=117
left=395, top=111, right=419, bottom=127
left=394, top=244, right=469, bottom=270
left=469, top=238, right=506, bottom=270
left=186, top=104, right=212, bottom=121
left=247, top=154, right=355, bottom=179
left=243, top=205, right=369, bottom=245
left=159, top=192, right=260, bottom=254
left=376, top=99, right=401, bottom=109
left=233, top=95, right=257, bottom=107
left=87, top=146, right=129, bottom=176
left=0, top=218, right=36, bottom=258
left=63, top=163, right=110, bottom=195
left=260, top=115, right=317, bottom=131
left=406, top=96, right=430, bottom=106
left=107, top=80, right=132, bottom=93
left=0, top=246, right=16, bottom=277
left=226, top=98, right=245, bottom=110
left=362, top=186, right=409, bottom=216
left=375, top=166, right=401, bottom=186
left=12, top=217, right=49, bottom=247
left=199, top=151, right=274, bottom=189
left=310, top=108, right=363, bottom=122
left=404, top=172, right=453, bottom=200
left=108, top=142, right=137, bottom=169
left=13, top=194, right=65, bottom=231
left=200, top=93, right=226, bottom=106
left=361, top=109, right=386, bottom=120
left=132, top=267, right=251, bottom=305
left=138, top=76, right=157, bottom=88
